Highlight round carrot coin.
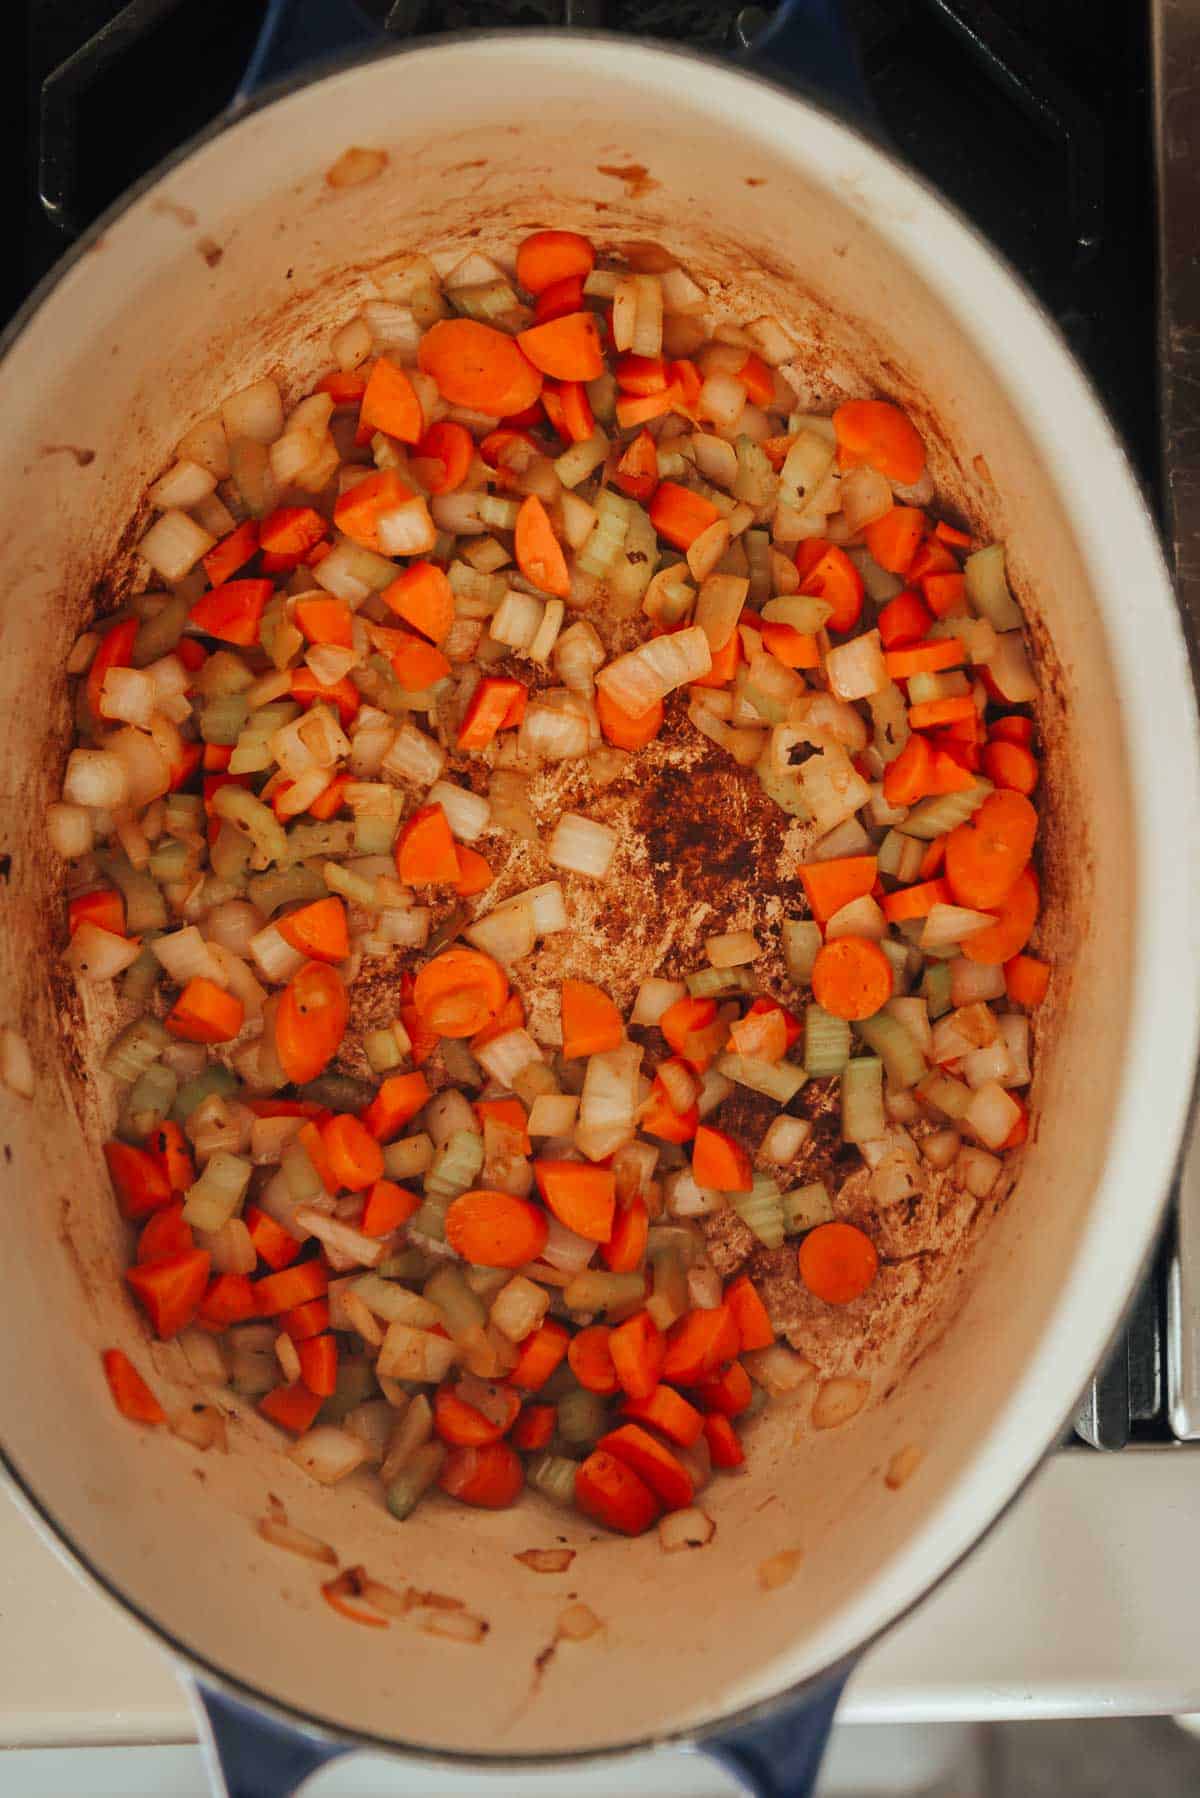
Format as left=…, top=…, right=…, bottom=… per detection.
left=944, top=790, right=1038, bottom=911
left=798, top=1221, right=879, bottom=1305
left=810, top=937, right=894, bottom=1021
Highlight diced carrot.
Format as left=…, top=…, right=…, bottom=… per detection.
left=691, top=1125, right=752, bottom=1193
left=445, top=1189, right=549, bottom=1268
left=639, top=1079, right=699, bottom=1144
left=258, top=1381, right=322, bottom=1435
left=811, top=936, right=894, bottom=1021
left=919, top=836, right=948, bottom=880
left=85, top=618, right=140, bottom=720
left=649, top=482, right=721, bottom=551
left=245, top=1204, right=302, bottom=1272
left=574, top=1447, right=661, bottom=1535
left=259, top=506, right=327, bottom=568
left=281, top=1297, right=330, bottom=1341
left=474, top=1097, right=530, bottom=1155
left=242, top=1098, right=328, bottom=1120
left=725, top=1273, right=776, bottom=1352
left=1001, top=1094, right=1030, bottom=1150
left=615, top=353, right=669, bottom=395
left=670, top=359, right=704, bottom=413
left=737, top=352, right=775, bottom=407
left=533, top=274, right=585, bottom=323
left=361, top=1071, right=432, bottom=1141
left=703, top=1413, right=745, bottom=1469
left=865, top=507, right=926, bottom=577
left=412, top=945, right=509, bottom=1038
left=832, top=398, right=926, bottom=485
left=188, top=579, right=273, bottom=648
left=922, top=571, right=968, bottom=618
left=453, top=845, right=493, bottom=898
left=745, top=996, right=802, bottom=1051
left=296, top=1119, right=337, bottom=1196
left=517, top=312, right=605, bottom=382
left=982, top=739, right=1039, bottom=795
left=602, top=1198, right=649, bottom=1275
left=102, top=1349, right=165, bottom=1425
left=469, top=991, right=525, bottom=1054
left=68, top=887, right=126, bottom=938
left=878, top=589, right=934, bottom=648
left=254, top=1260, right=328, bottom=1317
left=622, top=1384, right=704, bottom=1447
left=435, top=1381, right=520, bottom=1447
left=960, top=867, right=1040, bottom=966
left=289, top=666, right=360, bottom=725
left=440, top=1440, right=525, bottom=1508
left=316, top=368, right=369, bottom=405
left=136, top=1203, right=193, bottom=1265
left=693, top=1359, right=753, bottom=1417
left=660, top=995, right=719, bottom=1071
left=560, top=978, right=624, bottom=1060
left=387, top=631, right=453, bottom=691
left=175, top=638, right=208, bottom=675
left=797, top=854, right=878, bottom=928
left=989, top=714, right=1036, bottom=747
left=202, top=518, right=260, bottom=587
left=907, top=696, right=977, bottom=730
left=568, top=1324, right=620, bottom=1394
left=509, top=1318, right=570, bottom=1390
left=360, top=1178, right=420, bottom=1237
left=609, top=1310, right=665, bottom=1400
left=881, top=877, right=953, bottom=923
left=935, top=519, right=973, bottom=549
left=516, top=229, right=596, bottom=295
left=661, top=1304, right=739, bottom=1384
left=415, top=420, right=474, bottom=495
left=297, top=1333, right=338, bottom=1398
left=798, top=1220, right=879, bottom=1304
left=1004, top=952, right=1050, bottom=1009
left=126, top=1249, right=211, bottom=1337
left=514, top=494, right=570, bottom=599
left=382, top=560, right=455, bottom=645
left=198, top=1272, right=258, bottom=1329
left=599, top=1423, right=694, bottom=1510
left=274, top=961, right=349, bottom=1086
left=908, top=536, right=959, bottom=583
left=276, top=896, right=349, bottom=964
left=322, top=1113, right=384, bottom=1192
left=614, top=429, right=660, bottom=503
left=534, top=1160, right=616, bottom=1244
left=105, top=1140, right=173, bottom=1219
left=944, top=790, right=1038, bottom=910
left=615, top=385, right=681, bottom=430
left=799, top=544, right=864, bottom=634
left=760, top=621, right=819, bottom=669
left=884, top=638, right=964, bottom=679
left=360, top=356, right=423, bottom=443
left=293, top=595, right=352, bottom=648
left=596, top=686, right=663, bottom=750
left=542, top=378, right=595, bottom=444
left=333, top=469, right=413, bottom=553
left=458, top=676, right=527, bottom=752
left=394, top=803, right=460, bottom=885
left=512, top=1403, right=557, bottom=1450
left=418, top=318, right=544, bottom=418
left=168, top=739, right=204, bottom=790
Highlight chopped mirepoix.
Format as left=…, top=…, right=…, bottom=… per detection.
left=63, top=227, right=1045, bottom=1537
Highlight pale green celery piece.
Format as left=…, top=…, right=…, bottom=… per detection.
left=716, top=1054, right=807, bottom=1104
left=210, top=821, right=254, bottom=886
left=922, top=961, right=954, bottom=1019
left=423, top=1266, right=485, bottom=1341
left=385, top=1442, right=446, bottom=1520
left=132, top=594, right=189, bottom=665
left=211, top=784, right=287, bottom=865
left=148, top=837, right=198, bottom=884
left=782, top=919, right=822, bottom=984
left=878, top=937, right=912, bottom=994
left=856, top=1012, right=926, bottom=1091
left=248, top=862, right=327, bottom=915
left=556, top=1388, right=609, bottom=1446
left=424, top=1130, right=484, bottom=1203
left=164, top=792, right=205, bottom=834
left=172, top=1064, right=238, bottom=1122
left=364, top=1028, right=404, bottom=1073
left=120, top=1061, right=178, bottom=1141
left=104, top=1015, right=169, bottom=1083
left=733, top=1174, right=785, bottom=1249
left=686, top=966, right=755, bottom=1000
left=200, top=691, right=251, bottom=746
left=646, top=1248, right=689, bottom=1332
left=119, top=946, right=163, bottom=1010
left=527, top=1453, right=578, bottom=1508
left=841, top=1056, right=886, bottom=1143
left=378, top=1246, right=432, bottom=1281
left=282, top=1137, right=324, bottom=1203
left=804, top=1005, right=852, bottom=1077
left=899, top=781, right=991, bottom=841
left=182, top=1150, right=251, bottom=1232
left=283, top=820, right=356, bottom=864
left=319, top=1358, right=379, bottom=1426
left=562, top=1270, right=645, bottom=1313
left=782, top=1181, right=835, bottom=1234
left=97, top=848, right=167, bottom=932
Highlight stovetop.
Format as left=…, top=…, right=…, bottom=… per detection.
left=11, top=0, right=1181, bottom=1449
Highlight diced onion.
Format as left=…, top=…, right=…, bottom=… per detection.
left=631, top=978, right=686, bottom=1027
left=465, top=899, right=536, bottom=964
left=222, top=378, right=284, bottom=446
left=46, top=802, right=94, bottom=859
left=139, top=509, right=216, bottom=581
left=63, top=748, right=129, bottom=810
left=825, top=631, right=889, bottom=702
left=66, top=922, right=142, bottom=980
left=921, top=904, right=996, bottom=951
left=659, top=1508, right=715, bottom=1552
left=959, top=1144, right=1004, bottom=1195
left=528, top=1094, right=580, bottom=1139
left=288, top=1426, right=370, bottom=1486
left=518, top=701, right=589, bottom=762
left=547, top=812, right=617, bottom=881
left=962, top=1081, right=1021, bottom=1150
left=705, top=930, right=760, bottom=968
left=475, top=1028, right=543, bottom=1087
left=152, top=926, right=224, bottom=987
left=382, top=722, right=445, bottom=787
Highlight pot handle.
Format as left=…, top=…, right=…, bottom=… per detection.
left=194, top=1683, right=351, bottom=1798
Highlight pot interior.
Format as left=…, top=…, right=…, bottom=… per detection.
left=0, top=36, right=1186, bottom=1761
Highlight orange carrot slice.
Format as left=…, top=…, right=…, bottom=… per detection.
left=444, top=1190, right=549, bottom=1268
left=516, top=312, right=605, bottom=382
left=533, top=1160, right=616, bottom=1244
left=275, top=961, right=349, bottom=1085
left=798, top=1220, right=879, bottom=1304
left=810, top=937, right=894, bottom=1021
left=514, top=494, right=570, bottom=599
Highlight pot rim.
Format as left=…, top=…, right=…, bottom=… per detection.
left=2, top=26, right=1196, bottom=1769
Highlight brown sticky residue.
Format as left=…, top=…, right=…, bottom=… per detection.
left=41, top=445, right=95, bottom=468
left=973, top=452, right=995, bottom=487
left=596, top=163, right=659, bottom=200
left=745, top=177, right=768, bottom=188
left=151, top=198, right=198, bottom=228
left=196, top=237, right=223, bottom=269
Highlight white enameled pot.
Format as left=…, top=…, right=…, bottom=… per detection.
left=1, top=18, right=1199, bottom=1797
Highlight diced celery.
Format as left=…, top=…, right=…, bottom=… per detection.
left=685, top=965, right=755, bottom=1000
left=283, top=820, right=356, bottom=864
left=899, top=782, right=991, bottom=840
left=841, top=1057, right=885, bottom=1143
left=804, top=1005, right=851, bottom=1077
left=172, top=1063, right=237, bottom=1121
left=385, top=1441, right=446, bottom=1520
left=782, top=1181, right=835, bottom=1234
left=856, top=1013, right=927, bottom=1091
left=556, top=1387, right=609, bottom=1446
left=423, top=1267, right=486, bottom=1342
left=383, top=1134, right=434, bottom=1181
left=182, top=1150, right=251, bottom=1232
left=782, top=919, right=821, bottom=984
left=120, top=1061, right=178, bottom=1141
left=211, top=785, right=287, bottom=866
left=97, top=849, right=167, bottom=933
left=424, top=1130, right=484, bottom=1203
left=282, top=1137, right=325, bottom=1202
left=964, top=543, right=1023, bottom=630
left=646, top=1249, right=689, bottom=1332
left=717, top=1054, right=808, bottom=1104
left=120, top=944, right=163, bottom=1010
left=528, top=1452, right=579, bottom=1508
left=132, top=594, right=189, bottom=665
left=320, top=1357, right=379, bottom=1425
left=104, top=1015, right=169, bottom=1084
left=248, top=862, right=327, bottom=915
left=364, top=1028, right=404, bottom=1073
left=562, top=1270, right=645, bottom=1313
left=879, top=937, right=912, bottom=994
left=922, top=961, right=954, bottom=1019
left=200, top=691, right=251, bottom=746
left=733, top=1174, right=785, bottom=1249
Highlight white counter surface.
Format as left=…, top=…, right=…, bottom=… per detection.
left=3, top=1446, right=1198, bottom=1769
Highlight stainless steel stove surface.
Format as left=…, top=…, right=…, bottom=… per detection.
left=13, top=0, right=1189, bottom=1449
